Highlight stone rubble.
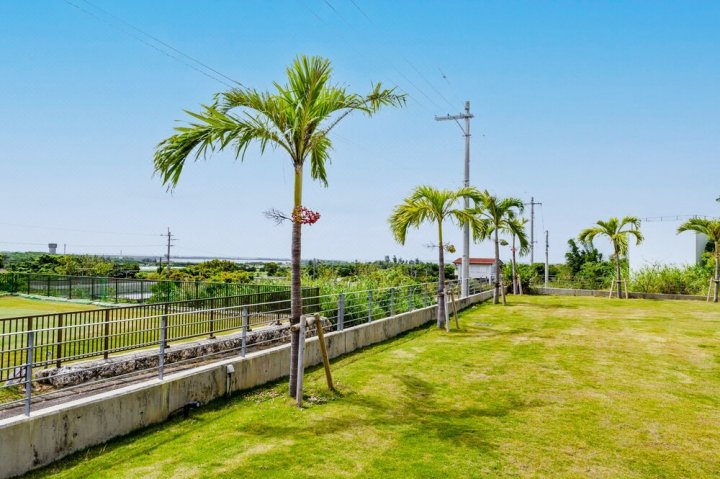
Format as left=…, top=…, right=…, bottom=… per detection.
left=33, top=316, right=332, bottom=388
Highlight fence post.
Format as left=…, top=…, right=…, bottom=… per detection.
left=68, top=276, right=72, bottom=300
left=390, top=288, right=395, bottom=317
left=209, top=297, right=216, bottom=338
left=102, top=309, right=111, bottom=360
left=46, top=275, right=50, bottom=297
left=115, top=278, right=119, bottom=303
left=55, top=313, right=64, bottom=368
left=91, top=277, right=96, bottom=300
left=158, top=313, right=167, bottom=380
left=241, top=306, right=248, bottom=357
left=408, top=285, right=414, bottom=312
left=24, top=329, right=34, bottom=416
left=195, top=281, right=200, bottom=300
left=337, top=293, right=345, bottom=331
left=367, top=291, right=373, bottom=322
left=424, top=286, right=429, bottom=307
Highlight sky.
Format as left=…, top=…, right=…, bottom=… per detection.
left=1, top=0, right=718, bottom=265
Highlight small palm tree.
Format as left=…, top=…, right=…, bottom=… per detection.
left=154, top=55, right=405, bottom=396
left=579, top=217, right=643, bottom=298
left=677, top=218, right=720, bottom=302
left=507, top=217, right=530, bottom=294
left=389, top=185, right=481, bottom=328
left=470, top=191, right=525, bottom=305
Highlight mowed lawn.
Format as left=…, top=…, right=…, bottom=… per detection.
left=0, top=296, right=97, bottom=319
left=28, top=295, right=720, bottom=478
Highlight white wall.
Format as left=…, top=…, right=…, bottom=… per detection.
left=630, top=221, right=705, bottom=270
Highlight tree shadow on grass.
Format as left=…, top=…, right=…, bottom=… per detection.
left=453, top=327, right=536, bottom=340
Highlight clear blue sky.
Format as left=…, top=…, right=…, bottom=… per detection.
left=1, top=1, right=718, bottom=264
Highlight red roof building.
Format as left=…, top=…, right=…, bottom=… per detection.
left=452, top=257, right=501, bottom=282
left=452, top=257, right=497, bottom=265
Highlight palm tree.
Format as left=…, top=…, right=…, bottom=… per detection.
left=389, top=185, right=481, bottom=328
left=507, top=217, right=530, bottom=294
left=579, top=217, right=643, bottom=298
left=470, top=191, right=525, bottom=305
left=677, top=218, right=720, bottom=302
left=153, top=55, right=405, bottom=397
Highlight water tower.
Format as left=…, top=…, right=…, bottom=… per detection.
left=48, top=243, right=58, bottom=254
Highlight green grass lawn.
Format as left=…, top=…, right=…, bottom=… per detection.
left=26, top=295, right=720, bottom=478
left=0, top=296, right=97, bottom=319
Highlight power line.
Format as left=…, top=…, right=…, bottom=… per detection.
left=79, top=0, right=242, bottom=87
left=638, top=214, right=717, bottom=223
left=313, top=0, right=436, bottom=112
left=347, top=0, right=373, bottom=22
left=0, top=221, right=158, bottom=237
left=337, top=0, right=458, bottom=111
left=0, top=241, right=164, bottom=248
left=62, top=0, right=240, bottom=89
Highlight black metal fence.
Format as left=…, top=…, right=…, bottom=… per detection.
left=0, top=286, right=320, bottom=382
left=0, top=272, right=294, bottom=304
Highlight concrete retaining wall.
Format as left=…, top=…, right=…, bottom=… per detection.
left=533, top=287, right=707, bottom=302
left=0, top=289, right=494, bottom=479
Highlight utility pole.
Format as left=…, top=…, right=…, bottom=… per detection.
left=524, top=197, right=542, bottom=264
left=435, top=101, right=474, bottom=297
left=544, top=230, right=549, bottom=288
left=161, top=228, right=176, bottom=277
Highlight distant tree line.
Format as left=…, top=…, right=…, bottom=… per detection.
left=1, top=252, right=140, bottom=278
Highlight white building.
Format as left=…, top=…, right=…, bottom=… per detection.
left=631, top=221, right=710, bottom=270
left=453, top=257, right=500, bottom=284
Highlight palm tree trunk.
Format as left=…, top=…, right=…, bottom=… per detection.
left=494, top=229, right=502, bottom=305
left=289, top=165, right=303, bottom=398
left=714, top=244, right=719, bottom=303
left=614, top=249, right=622, bottom=299
left=437, top=222, right=446, bottom=328
left=511, top=235, right=517, bottom=295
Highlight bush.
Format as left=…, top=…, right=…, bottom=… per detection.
left=630, top=264, right=711, bottom=295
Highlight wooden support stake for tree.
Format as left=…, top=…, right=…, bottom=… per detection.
left=707, top=279, right=713, bottom=302
left=623, top=279, right=629, bottom=299
left=444, top=292, right=450, bottom=332
left=314, top=313, right=334, bottom=391
left=450, top=289, right=459, bottom=329
left=608, top=280, right=615, bottom=299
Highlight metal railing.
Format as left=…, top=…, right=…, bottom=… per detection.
left=0, top=272, right=295, bottom=304
left=530, top=276, right=612, bottom=291
left=0, top=287, right=319, bottom=382
left=1, top=280, right=492, bottom=416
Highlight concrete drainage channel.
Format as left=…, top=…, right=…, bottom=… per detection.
left=0, top=289, right=495, bottom=479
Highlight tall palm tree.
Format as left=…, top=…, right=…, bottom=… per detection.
left=153, top=55, right=405, bottom=397
left=470, top=191, right=525, bottom=305
left=677, top=218, right=720, bottom=302
left=507, top=217, right=530, bottom=294
left=389, top=185, right=481, bottom=328
left=579, top=217, right=643, bottom=298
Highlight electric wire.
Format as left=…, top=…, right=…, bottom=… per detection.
left=62, top=0, right=239, bottom=88
left=338, top=0, right=459, bottom=111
